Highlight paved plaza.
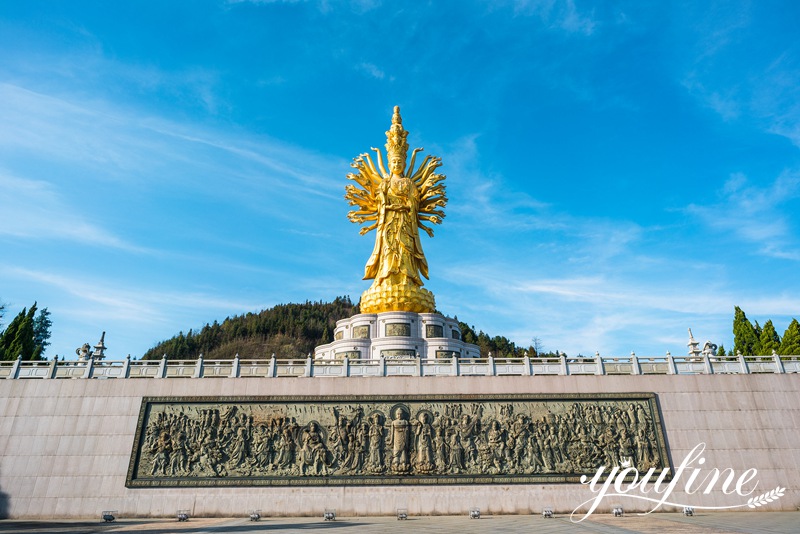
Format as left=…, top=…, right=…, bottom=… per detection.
left=0, top=513, right=797, bottom=534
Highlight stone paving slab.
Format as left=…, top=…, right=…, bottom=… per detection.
left=0, top=513, right=797, bottom=534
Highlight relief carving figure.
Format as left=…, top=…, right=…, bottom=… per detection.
left=413, top=412, right=435, bottom=474
left=367, top=412, right=386, bottom=473
left=485, top=421, right=506, bottom=474
left=130, top=395, right=668, bottom=487
left=458, top=414, right=480, bottom=467
left=300, top=422, right=330, bottom=476
left=388, top=406, right=411, bottom=474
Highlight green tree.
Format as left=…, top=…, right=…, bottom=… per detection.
left=733, top=307, right=760, bottom=356
left=716, top=343, right=726, bottom=357
left=0, top=303, right=37, bottom=360
left=758, top=320, right=781, bottom=355
left=32, top=307, right=52, bottom=359
left=778, top=319, right=800, bottom=356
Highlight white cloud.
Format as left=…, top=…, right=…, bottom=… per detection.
left=0, top=171, right=144, bottom=251
left=685, top=170, right=800, bottom=260
left=509, top=0, right=597, bottom=36
left=358, top=62, right=386, bottom=80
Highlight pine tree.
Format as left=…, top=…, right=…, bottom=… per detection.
left=0, top=304, right=38, bottom=360
left=732, top=307, right=760, bottom=356
left=758, top=320, right=781, bottom=355
left=716, top=343, right=726, bottom=357
left=0, top=307, right=25, bottom=360
left=778, top=319, right=800, bottom=356
left=32, top=307, right=52, bottom=360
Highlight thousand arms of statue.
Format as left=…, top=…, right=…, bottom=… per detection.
left=345, top=106, right=448, bottom=314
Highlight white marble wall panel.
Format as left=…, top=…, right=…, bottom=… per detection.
left=0, top=374, right=798, bottom=518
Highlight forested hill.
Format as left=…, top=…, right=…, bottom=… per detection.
left=142, top=296, right=541, bottom=360
left=142, top=297, right=358, bottom=360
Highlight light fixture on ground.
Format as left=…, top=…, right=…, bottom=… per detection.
left=683, top=506, right=694, bottom=516
left=612, top=506, right=624, bottom=517
left=469, top=507, right=480, bottom=519
left=177, top=510, right=190, bottom=521
left=542, top=507, right=553, bottom=518
left=101, top=511, right=116, bottom=523
left=323, top=509, right=336, bottom=521
left=397, top=508, right=408, bottom=520
left=250, top=510, right=261, bottom=521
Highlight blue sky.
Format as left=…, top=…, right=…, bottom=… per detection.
left=1, top=1, right=799, bottom=359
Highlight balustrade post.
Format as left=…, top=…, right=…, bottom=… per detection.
left=194, top=354, right=204, bottom=378
left=46, top=356, right=58, bottom=379
left=305, top=355, right=313, bottom=377
left=631, top=352, right=641, bottom=375
left=268, top=355, right=276, bottom=378
left=594, top=351, right=604, bottom=375
left=738, top=352, right=750, bottom=374
left=230, top=354, right=241, bottom=378
left=156, top=354, right=167, bottom=378
left=666, top=351, right=677, bottom=375
left=559, top=352, right=569, bottom=376
left=486, top=355, right=495, bottom=377
left=703, top=352, right=714, bottom=375
left=122, top=354, right=131, bottom=378
left=380, top=356, right=386, bottom=377
left=8, top=355, right=22, bottom=379
left=343, top=356, right=350, bottom=377
left=523, top=355, right=532, bottom=376
left=83, top=357, right=95, bottom=379
left=452, top=355, right=460, bottom=377
left=415, top=353, right=422, bottom=377
left=772, top=350, right=785, bottom=374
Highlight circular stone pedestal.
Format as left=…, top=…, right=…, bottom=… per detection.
left=314, top=311, right=480, bottom=361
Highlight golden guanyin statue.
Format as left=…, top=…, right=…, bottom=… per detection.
left=345, top=106, right=447, bottom=313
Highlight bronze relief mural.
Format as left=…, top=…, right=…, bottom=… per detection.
left=126, top=394, right=668, bottom=487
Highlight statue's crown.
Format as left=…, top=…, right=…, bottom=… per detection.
left=385, top=106, right=409, bottom=160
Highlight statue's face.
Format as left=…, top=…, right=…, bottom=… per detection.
left=389, top=156, right=405, bottom=175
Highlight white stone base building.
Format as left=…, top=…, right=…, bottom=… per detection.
left=313, top=312, right=480, bottom=361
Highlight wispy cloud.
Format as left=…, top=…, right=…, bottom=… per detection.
left=685, top=170, right=800, bottom=260
left=508, top=0, right=597, bottom=36
left=357, top=62, right=387, bottom=80
left=0, top=171, right=145, bottom=251
left=1, top=266, right=263, bottom=326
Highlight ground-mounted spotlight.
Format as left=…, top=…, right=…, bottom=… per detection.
left=612, top=506, right=624, bottom=517
left=250, top=510, right=261, bottom=521
left=683, top=506, right=694, bottom=516
left=323, top=509, right=336, bottom=521
left=397, top=508, right=408, bottom=520
left=177, top=510, right=190, bottom=522
left=469, top=507, right=481, bottom=519
left=101, top=511, right=116, bottom=523
left=542, top=507, right=554, bottom=518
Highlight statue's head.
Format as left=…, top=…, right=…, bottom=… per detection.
left=385, top=106, right=409, bottom=174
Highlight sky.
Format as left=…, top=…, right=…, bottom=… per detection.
left=1, top=0, right=799, bottom=359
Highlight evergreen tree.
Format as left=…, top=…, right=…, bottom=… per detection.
left=32, top=307, right=52, bottom=359
left=0, top=307, right=25, bottom=360
left=758, top=320, right=781, bottom=355
left=778, top=319, right=800, bottom=356
left=716, top=343, right=726, bottom=357
left=0, top=304, right=37, bottom=360
left=732, top=307, right=760, bottom=356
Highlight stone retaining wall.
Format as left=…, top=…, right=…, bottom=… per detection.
left=0, top=374, right=798, bottom=518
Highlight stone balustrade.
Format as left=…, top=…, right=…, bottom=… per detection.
left=0, top=351, right=797, bottom=379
